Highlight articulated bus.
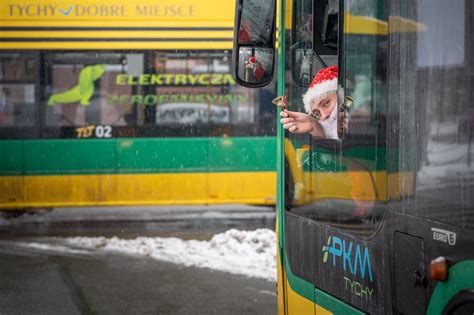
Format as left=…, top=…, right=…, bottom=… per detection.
left=233, top=0, right=473, bottom=313
left=0, top=0, right=278, bottom=215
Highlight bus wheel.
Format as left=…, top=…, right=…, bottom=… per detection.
left=442, top=289, right=474, bottom=315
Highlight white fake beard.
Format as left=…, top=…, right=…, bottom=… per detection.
left=319, top=106, right=338, bottom=139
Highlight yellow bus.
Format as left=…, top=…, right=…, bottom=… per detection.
left=0, top=0, right=277, bottom=216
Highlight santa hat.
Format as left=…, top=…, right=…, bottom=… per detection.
left=303, top=65, right=338, bottom=113
left=249, top=56, right=256, bottom=64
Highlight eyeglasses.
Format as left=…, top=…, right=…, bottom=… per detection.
left=309, top=111, right=321, bottom=121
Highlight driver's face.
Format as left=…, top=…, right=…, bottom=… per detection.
left=310, top=93, right=337, bottom=121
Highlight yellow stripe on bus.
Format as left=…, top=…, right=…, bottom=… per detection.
left=0, top=172, right=276, bottom=209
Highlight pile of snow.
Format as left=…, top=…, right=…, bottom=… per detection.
left=62, top=228, right=277, bottom=282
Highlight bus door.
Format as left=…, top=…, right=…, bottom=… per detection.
left=280, top=0, right=390, bottom=313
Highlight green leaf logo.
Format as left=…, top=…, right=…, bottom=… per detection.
left=322, top=236, right=331, bottom=263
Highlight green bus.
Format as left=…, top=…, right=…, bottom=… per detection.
left=233, top=0, right=473, bottom=313
left=0, top=0, right=278, bottom=215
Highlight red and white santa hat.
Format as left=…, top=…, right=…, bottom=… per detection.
left=302, top=65, right=338, bottom=113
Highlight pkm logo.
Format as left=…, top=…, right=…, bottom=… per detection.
left=322, top=236, right=373, bottom=282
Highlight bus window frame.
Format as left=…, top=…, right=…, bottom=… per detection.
left=283, top=0, right=389, bottom=237
left=0, top=51, right=41, bottom=139
left=1, top=49, right=274, bottom=140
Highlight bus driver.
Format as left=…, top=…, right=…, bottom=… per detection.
left=279, top=65, right=346, bottom=139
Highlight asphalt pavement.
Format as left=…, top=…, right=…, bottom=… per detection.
left=0, top=205, right=277, bottom=315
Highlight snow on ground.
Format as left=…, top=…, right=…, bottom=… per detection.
left=17, top=229, right=277, bottom=282
left=15, top=242, right=92, bottom=255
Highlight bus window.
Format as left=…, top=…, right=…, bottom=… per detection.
left=312, top=0, right=338, bottom=53
left=343, top=0, right=388, bottom=138
left=291, top=0, right=338, bottom=87
left=43, top=51, right=272, bottom=139
left=0, top=54, right=38, bottom=139
left=388, top=0, right=474, bottom=228
left=44, top=53, right=131, bottom=138
left=284, top=0, right=388, bottom=236
left=0, top=54, right=35, bottom=81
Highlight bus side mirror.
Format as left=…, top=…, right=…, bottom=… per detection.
left=232, top=0, right=276, bottom=88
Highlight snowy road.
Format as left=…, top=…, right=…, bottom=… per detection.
left=0, top=205, right=277, bottom=314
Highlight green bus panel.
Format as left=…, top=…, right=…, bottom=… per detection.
left=23, top=140, right=116, bottom=175
left=0, top=137, right=277, bottom=176
left=0, top=141, right=23, bottom=175
left=116, top=138, right=209, bottom=174
left=208, top=136, right=276, bottom=172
